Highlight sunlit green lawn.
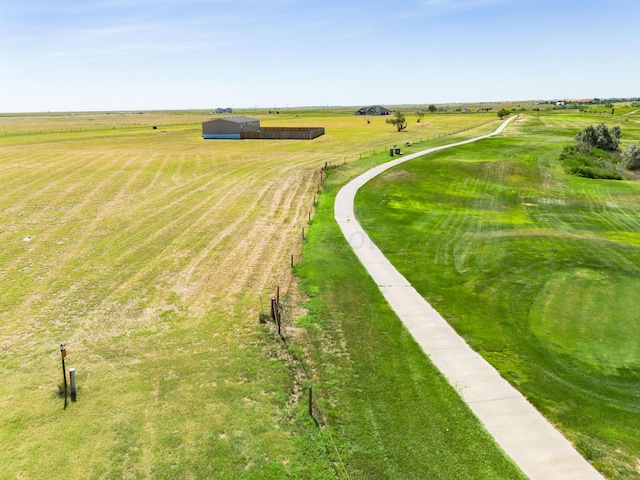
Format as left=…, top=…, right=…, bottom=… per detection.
left=355, top=113, right=640, bottom=478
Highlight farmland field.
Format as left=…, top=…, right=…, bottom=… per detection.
left=0, top=109, right=512, bottom=478
left=354, top=112, right=640, bottom=479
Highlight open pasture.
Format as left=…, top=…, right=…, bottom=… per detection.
left=355, top=113, right=640, bottom=478
left=533, top=111, right=640, bottom=141
left=0, top=110, right=500, bottom=477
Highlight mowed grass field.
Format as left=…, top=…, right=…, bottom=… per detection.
left=295, top=120, right=530, bottom=479
left=355, top=112, right=640, bottom=478
left=0, top=109, right=502, bottom=478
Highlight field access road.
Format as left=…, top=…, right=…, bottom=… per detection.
left=334, top=117, right=606, bottom=480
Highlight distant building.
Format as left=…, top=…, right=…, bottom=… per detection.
left=355, top=105, right=391, bottom=116
left=556, top=101, right=565, bottom=106
left=215, top=107, right=233, bottom=114
left=202, top=116, right=260, bottom=139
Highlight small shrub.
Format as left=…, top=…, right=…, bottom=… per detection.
left=558, top=146, right=623, bottom=180
left=622, top=144, right=640, bottom=170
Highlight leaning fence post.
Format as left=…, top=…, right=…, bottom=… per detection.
left=308, top=385, right=313, bottom=416
left=270, top=297, right=277, bottom=322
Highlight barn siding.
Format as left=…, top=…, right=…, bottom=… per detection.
left=241, top=127, right=324, bottom=140
left=202, top=117, right=260, bottom=137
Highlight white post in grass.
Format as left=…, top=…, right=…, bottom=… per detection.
left=69, top=368, right=77, bottom=402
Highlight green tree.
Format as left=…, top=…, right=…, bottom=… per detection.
left=575, top=123, right=620, bottom=152
left=611, top=126, right=622, bottom=139
left=386, top=111, right=407, bottom=131
left=595, top=123, right=619, bottom=151
left=575, top=125, right=598, bottom=151
left=427, top=104, right=437, bottom=113
left=497, top=108, right=511, bottom=119
left=416, top=110, right=425, bottom=122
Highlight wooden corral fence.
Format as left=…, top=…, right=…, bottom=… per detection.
left=241, top=127, right=325, bottom=140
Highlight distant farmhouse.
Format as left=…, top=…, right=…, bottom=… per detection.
left=215, top=107, right=233, bottom=114
left=355, top=105, right=391, bottom=116
left=202, top=116, right=324, bottom=140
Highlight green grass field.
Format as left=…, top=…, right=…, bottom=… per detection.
left=294, top=121, right=528, bottom=479
left=354, top=113, right=640, bottom=478
left=0, top=109, right=511, bottom=478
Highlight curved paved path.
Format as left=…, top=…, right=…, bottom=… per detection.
left=334, top=117, right=605, bottom=480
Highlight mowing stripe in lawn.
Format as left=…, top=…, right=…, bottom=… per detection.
left=335, top=117, right=605, bottom=480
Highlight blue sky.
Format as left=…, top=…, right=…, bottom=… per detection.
left=0, top=0, right=638, bottom=112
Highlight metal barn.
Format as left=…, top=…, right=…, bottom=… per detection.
left=202, top=116, right=261, bottom=139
